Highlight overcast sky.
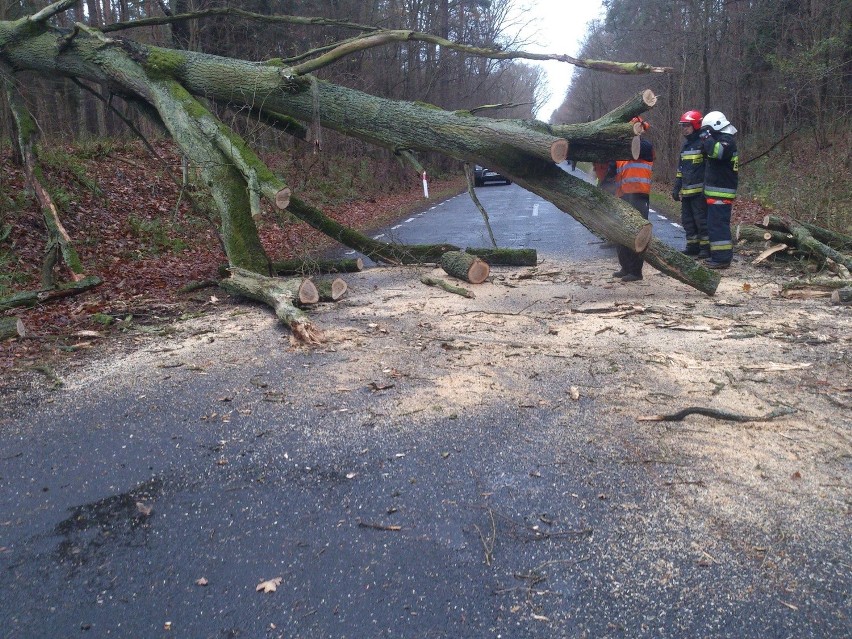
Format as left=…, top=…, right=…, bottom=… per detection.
left=507, top=0, right=605, bottom=121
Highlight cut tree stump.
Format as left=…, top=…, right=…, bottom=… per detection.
left=441, top=251, right=490, bottom=284
left=315, top=277, right=348, bottom=301
left=0, top=316, right=26, bottom=340
left=831, top=287, right=852, bottom=305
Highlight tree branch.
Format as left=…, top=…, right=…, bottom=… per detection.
left=101, top=8, right=378, bottom=34
left=289, top=30, right=671, bottom=77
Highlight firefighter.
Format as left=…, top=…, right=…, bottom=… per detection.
left=699, top=111, right=739, bottom=269
left=672, top=110, right=709, bottom=258
left=612, top=117, right=654, bottom=282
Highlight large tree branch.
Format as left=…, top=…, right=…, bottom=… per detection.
left=101, top=8, right=378, bottom=35
left=289, top=31, right=672, bottom=76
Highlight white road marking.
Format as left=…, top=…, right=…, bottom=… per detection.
left=649, top=208, right=657, bottom=214
left=373, top=233, right=385, bottom=239
left=405, top=218, right=416, bottom=222
left=532, top=203, right=540, bottom=217
left=671, top=222, right=683, bottom=229
left=391, top=225, right=402, bottom=230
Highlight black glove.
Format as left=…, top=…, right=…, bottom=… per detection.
left=671, top=188, right=681, bottom=202
left=699, top=126, right=713, bottom=140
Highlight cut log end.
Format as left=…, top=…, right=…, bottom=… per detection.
left=642, top=89, right=657, bottom=107
left=298, top=279, right=319, bottom=305
left=631, top=136, right=640, bottom=159
left=466, top=259, right=490, bottom=284
left=441, top=250, right=490, bottom=284
left=275, top=187, right=292, bottom=210
left=634, top=223, right=653, bottom=253
left=551, top=139, right=569, bottom=163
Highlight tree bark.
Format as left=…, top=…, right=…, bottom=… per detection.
left=734, top=224, right=793, bottom=245
left=441, top=251, right=490, bottom=284
left=464, top=248, right=537, bottom=266
left=271, top=257, right=363, bottom=276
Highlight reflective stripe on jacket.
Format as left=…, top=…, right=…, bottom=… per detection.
left=702, top=132, right=738, bottom=201
left=616, top=160, right=653, bottom=196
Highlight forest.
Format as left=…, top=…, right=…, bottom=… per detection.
left=0, top=0, right=850, bottom=344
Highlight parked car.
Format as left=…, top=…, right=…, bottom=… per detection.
left=473, top=165, right=511, bottom=186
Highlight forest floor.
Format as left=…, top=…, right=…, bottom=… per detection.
left=2, top=141, right=850, bottom=632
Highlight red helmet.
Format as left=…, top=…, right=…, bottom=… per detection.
left=679, top=110, right=703, bottom=130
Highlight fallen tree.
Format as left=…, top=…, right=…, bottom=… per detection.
left=0, top=1, right=720, bottom=339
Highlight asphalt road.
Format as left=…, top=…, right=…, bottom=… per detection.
left=1, top=171, right=846, bottom=638
left=346, top=163, right=685, bottom=265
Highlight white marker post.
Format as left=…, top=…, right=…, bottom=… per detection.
left=422, top=171, right=429, bottom=199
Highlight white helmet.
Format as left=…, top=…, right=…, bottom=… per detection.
left=702, top=110, right=737, bottom=134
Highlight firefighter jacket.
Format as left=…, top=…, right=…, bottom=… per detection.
left=701, top=132, right=738, bottom=201
left=674, top=131, right=705, bottom=198
left=616, top=139, right=654, bottom=197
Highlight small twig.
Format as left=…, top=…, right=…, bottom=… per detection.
left=637, top=406, right=795, bottom=423
left=473, top=508, right=497, bottom=566
left=358, top=521, right=401, bottom=532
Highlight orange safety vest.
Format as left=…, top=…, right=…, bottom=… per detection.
left=615, top=159, right=653, bottom=197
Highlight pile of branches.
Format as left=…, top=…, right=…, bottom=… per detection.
left=735, top=214, right=852, bottom=303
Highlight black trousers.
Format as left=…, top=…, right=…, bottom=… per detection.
left=617, top=193, right=650, bottom=276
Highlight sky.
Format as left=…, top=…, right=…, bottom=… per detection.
left=506, top=0, right=605, bottom=121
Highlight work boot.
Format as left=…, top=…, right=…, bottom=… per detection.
left=680, top=247, right=699, bottom=256
left=612, top=269, right=627, bottom=278
left=621, top=273, right=643, bottom=282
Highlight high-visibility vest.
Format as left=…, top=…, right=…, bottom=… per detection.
left=615, top=159, right=653, bottom=197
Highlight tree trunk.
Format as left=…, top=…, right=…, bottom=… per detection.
left=0, top=316, right=26, bottom=340
left=219, top=268, right=322, bottom=343
left=464, top=247, right=537, bottom=266
left=271, top=257, right=363, bottom=276
left=441, top=251, right=490, bottom=284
